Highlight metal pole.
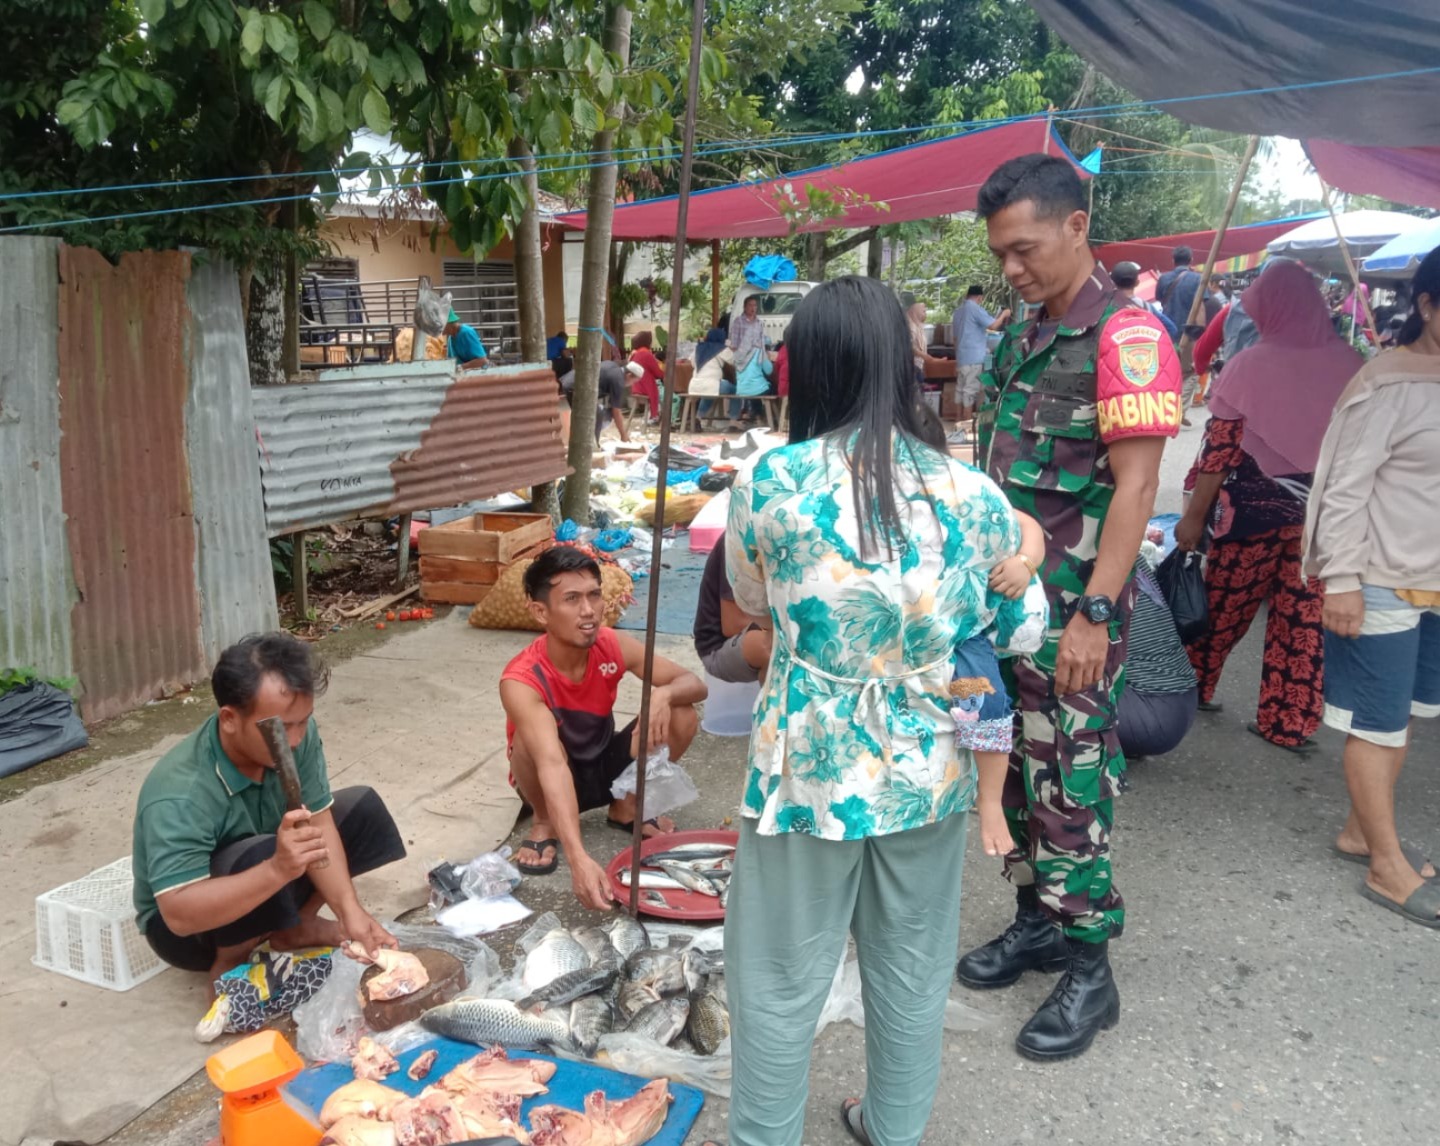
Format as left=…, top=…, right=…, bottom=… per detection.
left=1319, top=179, right=1380, bottom=345
left=628, top=0, right=708, bottom=917
left=711, top=239, right=721, bottom=328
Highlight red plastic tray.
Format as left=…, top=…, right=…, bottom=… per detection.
left=604, top=828, right=738, bottom=921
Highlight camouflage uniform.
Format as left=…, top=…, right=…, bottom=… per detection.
left=977, top=271, right=1181, bottom=944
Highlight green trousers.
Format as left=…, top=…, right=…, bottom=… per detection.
left=724, top=814, right=969, bottom=1146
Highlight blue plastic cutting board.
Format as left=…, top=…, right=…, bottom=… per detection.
left=285, top=1036, right=704, bottom=1145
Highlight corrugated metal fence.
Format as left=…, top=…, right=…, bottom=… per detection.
left=0, top=239, right=275, bottom=721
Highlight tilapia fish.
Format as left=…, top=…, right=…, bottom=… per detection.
left=686, top=988, right=730, bottom=1056
left=530, top=1079, right=672, bottom=1146
left=517, top=964, right=620, bottom=1011
left=351, top=1036, right=400, bottom=1081
left=573, top=926, right=623, bottom=972
left=319, top=1080, right=405, bottom=1128
left=625, top=949, right=686, bottom=997
left=438, top=1046, right=557, bottom=1098
left=570, top=993, right=615, bottom=1057
left=624, top=996, right=690, bottom=1045
left=523, top=928, right=592, bottom=991
left=616, top=979, right=662, bottom=1023
left=601, top=915, right=651, bottom=960
left=420, top=998, right=569, bottom=1049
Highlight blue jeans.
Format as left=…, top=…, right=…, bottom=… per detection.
left=698, top=378, right=750, bottom=420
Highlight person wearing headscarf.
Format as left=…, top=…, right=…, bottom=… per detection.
left=1174, top=260, right=1365, bottom=753
left=1305, top=246, right=1440, bottom=927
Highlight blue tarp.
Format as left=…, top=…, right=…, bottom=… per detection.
left=743, top=255, right=797, bottom=290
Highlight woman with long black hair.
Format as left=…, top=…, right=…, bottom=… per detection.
left=722, top=276, right=1024, bottom=1146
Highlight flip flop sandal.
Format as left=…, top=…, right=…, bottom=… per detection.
left=1246, top=723, right=1317, bottom=755
left=1360, top=879, right=1440, bottom=929
left=515, top=838, right=560, bottom=876
left=1334, top=843, right=1437, bottom=878
left=606, top=816, right=663, bottom=835
left=840, top=1098, right=874, bottom=1146
left=1197, top=700, right=1224, bottom=712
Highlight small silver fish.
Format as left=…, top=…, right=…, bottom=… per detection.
left=641, top=889, right=669, bottom=908
left=656, top=861, right=720, bottom=897
left=620, top=869, right=687, bottom=890
left=720, top=880, right=731, bottom=910
left=644, top=845, right=735, bottom=865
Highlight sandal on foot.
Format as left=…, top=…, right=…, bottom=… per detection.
left=606, top=816, right=664, bottom=835
left=1197, top=700, right=1224, bottom=713
left=1246, top=723, right=1316, bottom=755
left=840, top=1098, right=873, bottom=1146
left=1334, top=843, right=1437, bottom=878
left=1360, top=879, right=1440, bottom=929
left=516, top=838, right=560, bottom=876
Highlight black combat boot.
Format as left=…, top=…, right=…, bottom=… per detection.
left=955, top=887, right=1068, bottom=989
left=1014, top=938, right=1120, bottom=1060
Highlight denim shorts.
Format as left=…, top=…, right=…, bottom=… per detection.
left=1322, top=586, right=1440, bottom=747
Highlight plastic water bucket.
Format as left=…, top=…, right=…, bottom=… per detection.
left=701, top=672, right=759, bottom=737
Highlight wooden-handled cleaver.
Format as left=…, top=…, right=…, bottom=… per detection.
left=256, top=715, right=329, bottom=869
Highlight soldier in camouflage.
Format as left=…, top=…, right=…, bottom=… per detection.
left=959, top=155, right=1183, bottom=1061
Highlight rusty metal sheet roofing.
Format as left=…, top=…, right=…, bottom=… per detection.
left=184, top=259, right=277, bottom=661
left=0, top=238, right=75, bottom=680
left=58, top=247, right=207, bottom=721
left=252, top=359, right=570, bottom=535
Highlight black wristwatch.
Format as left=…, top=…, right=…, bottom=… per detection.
left=1074, top=594, right=1115, bottom=625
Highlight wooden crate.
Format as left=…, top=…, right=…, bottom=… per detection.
left=418, top=512, right=553, bottom=563
left=419, top=535, right=552, bottom=605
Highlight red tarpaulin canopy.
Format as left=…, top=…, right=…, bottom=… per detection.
left=558, top=119, right=1084, bottom=241
left=1091, top=213, right=1325, bottom=275
left=1307, top=140, right=1440, bottom=212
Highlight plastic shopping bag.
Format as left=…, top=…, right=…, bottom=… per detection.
left=1155, top=547, right=1209, bottom=643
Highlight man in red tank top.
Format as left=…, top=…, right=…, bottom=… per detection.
left=500, top=547, right=707, bottom=909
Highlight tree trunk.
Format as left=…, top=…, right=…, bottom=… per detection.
left=511, top=137, right=547, bottom=362
left=247, top=253, right=286, bottom=386
left=867, top=233, right=883, bottom=278
left=804, top=232, right=827, bottom=281
left=562, top=3, right=633, bottom=524
left=281, top=200, right=300, bottom=380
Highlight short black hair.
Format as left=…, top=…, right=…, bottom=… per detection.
left=1111, top=260, right=1142, bottom=288
left=976, top=154, right=1086, bottom=222
left=523, top=546, right=601, bottom=603
left=213, top=632, right=329, bottom=712
left=966, top=285, right=985, bottom=298
left=1172, top=246, right=1194, bottom=266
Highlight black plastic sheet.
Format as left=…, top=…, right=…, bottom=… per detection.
left=0, top=683, right=88, bottom=778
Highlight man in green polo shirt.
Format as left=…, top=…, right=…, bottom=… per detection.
left=133, top=633, right=406, bottom=984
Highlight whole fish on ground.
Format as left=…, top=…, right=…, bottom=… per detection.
left=655, top=861, right=720, bottom=897
left=522, top=928, right=591, bottom=991
left=616, top=980, right=661, bottom=1023
left=686, top=988, right=730, bottom=1056
left=517, top=964, right=619, bottom=1011
left=570, top=993, right=615, bottom=1056
left=573, top=926, right=623, bottom=972
left=601, top=915, right=651, bottom=960
left=420, top=998, right=570, bottom=1049
left=681, top=948, right=723, bottom=994
left=624, top=996, right=690, bottom=1045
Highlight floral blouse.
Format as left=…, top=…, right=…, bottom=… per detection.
left=726, top=434, right=1021, bottom=841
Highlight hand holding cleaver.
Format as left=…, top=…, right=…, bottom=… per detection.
left=256, top=716, right=330, bottom=870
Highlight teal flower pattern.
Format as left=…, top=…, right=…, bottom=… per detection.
left=727, top=432, right=1022, bottom=841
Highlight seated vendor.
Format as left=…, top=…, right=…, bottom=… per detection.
left=132, top=633, right=406, bottom=985
left=444, top=309, right=489, bottom=369
left=693, top=542, right=771, bottom=683
left=500, top=546, right=707, bottom=909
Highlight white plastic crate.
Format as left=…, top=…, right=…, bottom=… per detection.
left=33, top=856, right=165, bottom=991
